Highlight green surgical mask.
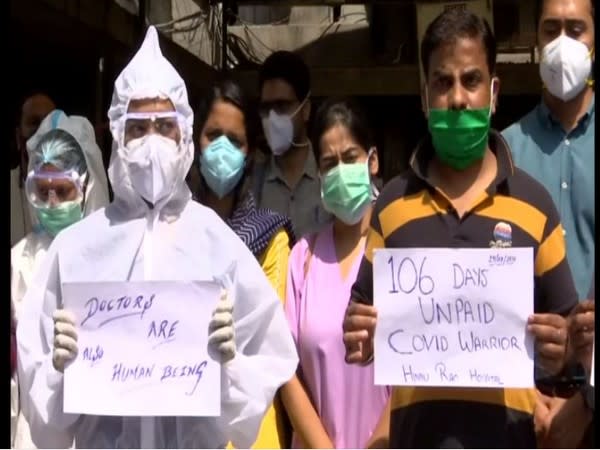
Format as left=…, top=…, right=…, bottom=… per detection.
left=36, top=201, right=83, bottom=237
left=426, top=82, right=495, bottom=171
left=321, top=155, right=373, bottom=225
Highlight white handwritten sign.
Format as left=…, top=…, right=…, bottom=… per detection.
left=373, top=248, right=535, bottom=389
left=63, top=281, right=221, bottom=416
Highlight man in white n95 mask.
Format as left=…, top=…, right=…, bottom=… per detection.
left=502, top=0, right=595, bottom=301
left=11, top=109, right=109, bottom=449
left=16, top=26, right=298, bottom=449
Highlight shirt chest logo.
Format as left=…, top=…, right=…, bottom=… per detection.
left=490, top=221, right=513, bottom=248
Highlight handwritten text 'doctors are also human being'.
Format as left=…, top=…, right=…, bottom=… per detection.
left=62, top=281, right=223, bottom=417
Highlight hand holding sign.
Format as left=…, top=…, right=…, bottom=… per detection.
left=343, top=301, right=378, bottom=364
left=208, top=290, right=236, bottom=363
left=52, top=309, right=79, bottom=372
left=568, top=300, right=595, bottom=375
left=527, top=313, right=568, bottom=376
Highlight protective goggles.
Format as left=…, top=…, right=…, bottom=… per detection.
left=25, top=169, right=86, bottom=208
left=121, top=111, right=184, bottom=145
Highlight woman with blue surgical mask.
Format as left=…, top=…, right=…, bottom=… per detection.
left=11, top=110, right=109, bottom=449
left=281, top=98, right=390, bottom=449
left=194, top=79, right=295, bottom=449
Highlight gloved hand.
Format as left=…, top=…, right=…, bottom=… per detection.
left=208, top=289, right=236, bottom=364
left=52, top=309, right=78, bottom=373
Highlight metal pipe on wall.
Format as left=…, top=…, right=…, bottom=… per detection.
left=222, top=0, right=229, bottom=73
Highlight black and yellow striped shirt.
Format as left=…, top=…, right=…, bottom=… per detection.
left=351, top=130, right=578, bottom=448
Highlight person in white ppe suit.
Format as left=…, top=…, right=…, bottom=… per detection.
left=11, top=110, right=109, bottom=449
left=12, top=110, right=110, bottom=319
left=16, top=26, right=298, bottom=449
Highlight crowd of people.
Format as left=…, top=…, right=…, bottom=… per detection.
left=10, top=0, right=594, bottom=448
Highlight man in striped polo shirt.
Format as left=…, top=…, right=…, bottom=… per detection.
left=342, top=8, right=578, bottom=448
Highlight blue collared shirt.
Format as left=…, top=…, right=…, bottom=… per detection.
left=502, top=96, right=595, bottom=300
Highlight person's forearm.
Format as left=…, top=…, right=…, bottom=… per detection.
left=280, top=374, right=334, bottom=449
left=543, top=392, right=593, bottom=448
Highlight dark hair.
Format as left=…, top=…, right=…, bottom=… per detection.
left=195, top=79, right=257, bottom=151
left=12, top=91, right=56, bottom=174
left=195, top=79, right=258, bottom=201
left=534, top=0, right=594, bottom=28
left=421, top=8, right=497, bottom=78
left=259, top=51, right=311, bottom=101
left=312, top=97, right=375, bottom=161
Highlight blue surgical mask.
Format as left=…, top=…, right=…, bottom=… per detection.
left=199, top=135, right=246, bottom=199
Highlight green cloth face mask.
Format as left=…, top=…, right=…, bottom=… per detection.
left=426, top=82, right=495, bottom=171
left=321, top=154, right=373, bottom=225
left=36, top=201, right=83, bottom=237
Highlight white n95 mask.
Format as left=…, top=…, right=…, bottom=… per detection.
left=121, top=134, right=181, bottom=205
left=540, top=34, right=593, bottom=102
left=262, top=110, right=295, bottom=156
left=261, top=96, right=309, bottom=156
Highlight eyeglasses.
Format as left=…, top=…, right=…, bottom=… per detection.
left=123, top=111, right=182, bottom=144
left=25, top=170, right=85, bottom=208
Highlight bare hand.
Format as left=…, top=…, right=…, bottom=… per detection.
left=343, top=300, right=377, bottom=365
left=568, top=300, right=595, bottom=373
left=528, top=313, right=568, bottom=375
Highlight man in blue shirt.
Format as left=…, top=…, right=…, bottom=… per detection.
left=502, top=0, right=594, bottom=301
left=535, top=277, right=595, bottom=448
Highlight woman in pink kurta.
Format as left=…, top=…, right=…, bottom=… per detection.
left=283, top=98, right=390, bottom=449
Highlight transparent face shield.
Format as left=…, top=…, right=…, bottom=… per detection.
left=25, top=169, right=86, bottom=208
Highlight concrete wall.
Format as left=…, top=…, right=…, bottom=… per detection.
left=166, top=1, right=538, bottom=69
left=167, top=0, right=216, bottom=66
left=166, top=2, right=371, bottom=68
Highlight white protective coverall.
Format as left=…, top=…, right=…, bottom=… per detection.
left=11, top=110, right=109, bottom=449
left=16, top=26, right=298, bottom=449
left=12, top=110, right=110, bottom=319
left=10, top=167, right=30, bottom=246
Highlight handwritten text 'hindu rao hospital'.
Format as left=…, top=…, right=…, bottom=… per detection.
left=373, top=248, right=535, bottom=389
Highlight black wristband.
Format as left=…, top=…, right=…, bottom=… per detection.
left=536, top=363, right=588, bottom=397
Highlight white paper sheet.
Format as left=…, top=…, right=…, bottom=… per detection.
left=63, top=280, right=221, bottom=416
left=373, top=247, right=534, bottom=389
